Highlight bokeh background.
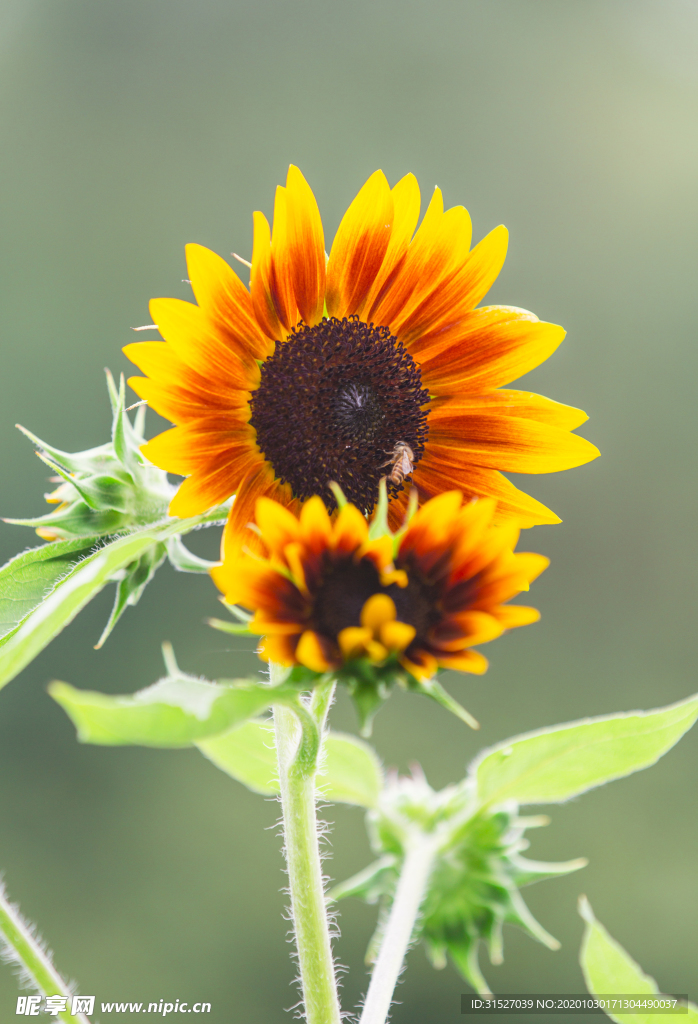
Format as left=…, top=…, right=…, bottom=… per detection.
left=0, top=1, right=696, bottom=1020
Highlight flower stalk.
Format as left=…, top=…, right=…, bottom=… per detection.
left=359, top=838, right=438, bottom=1024
left=272, top=666, right=341, bottom=1024
left=0, top=882, right=92, bottom=1024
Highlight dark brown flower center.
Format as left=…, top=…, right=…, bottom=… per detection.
left=249, top=316, right=430, bottom=513
left=312, top=554, right=439, bottom=648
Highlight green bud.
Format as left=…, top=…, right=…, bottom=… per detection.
left=6, top=371, right=174, bottom=541
left=331, top=768, right=586, bottom=995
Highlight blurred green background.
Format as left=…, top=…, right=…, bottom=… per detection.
left=0, top=0, right=696, bottom=1019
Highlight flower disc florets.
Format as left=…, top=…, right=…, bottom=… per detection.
left=212, top=487, right=548, bottom=732
left=249, top=316, right=430, bottom=512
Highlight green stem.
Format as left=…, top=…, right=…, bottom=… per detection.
left=359, top=838, right=438, bottom=1024
left=0, top=883, right=92, bottom=1024
left=272, top=667, right=341, bottom=1024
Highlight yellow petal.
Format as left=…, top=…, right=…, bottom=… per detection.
left=366, top=640, right=389, bottom=663
left=283, top=542, right=309, bottom=595
left=379, top=620, right=416, bottom=652
left=299, top=495, right=333, bottom=548
left=437, top=649, right=489, bottom=675
left=360, top=593, right=397, bottom=632
left=337, top=626, right=373, bottom=659
left=296, top=630, right=331, bottom=673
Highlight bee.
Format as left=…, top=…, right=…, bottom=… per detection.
left=381, top=442, right=415, bottom=486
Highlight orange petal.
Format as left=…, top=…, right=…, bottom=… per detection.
left=430, top=390, right=588, bottom=431
left=433, top=610, right=503, bottom=650
left=280, top=542, right=308, bottom=595
left=149, top=297, right=252, bottom=389
left=168, top=462, right=241, bottom=518
left=412, top=454, right=561, bottom=526
left=299, top=495, right=334, bottom=552
left=414, top=306, right=565, bottom=387
left=221, top=461, right=292, bottom=561
left=268, top=186, right=299, bottom=332
left=326, top=170, right=393, bottom=318
left=333, top=503, right=370, bottom=553
left=400, top=649, right=439, bottom=682
left=128, top=376, right=250, bottom=424
left=257, top=634, right=297, bottom=665
left=142, top=419, right=254, bottom=477
left=472, top=551, right=549, bottom=606
left=185, top=243, right=272, bottom=362
left=427, top=414, right=600, bottom=474
left=370, top=188, right=472, bottom=330
left=249, top=616, right=304, bottom=636
left=251, top=210, right=286, bottom=340
left=255, top=496, right=302, bottom=556
left=399, top=490, right=464, bottom=558
left=282, top=166, right=326, bottom=327
left=492, top=604, right=541, bottom=628
left=362, top=173, right=421, bottom=319
left=393, top=225, right=509, bottom=345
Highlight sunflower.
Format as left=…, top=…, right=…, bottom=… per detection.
left=212, top=489, right=548, bottom=730
left=124, top=167, right=598, bottom=556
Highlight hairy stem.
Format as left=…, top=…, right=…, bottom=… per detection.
left=272, top=667, right=341, bottom=1024
left=359, top=839, right=437, bottom=1024
left=0, top=883, right=92, bottom=1024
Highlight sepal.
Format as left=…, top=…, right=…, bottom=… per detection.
left=333, top=768, right=586, bottom=995
left=7, top=370, right=174, bottom=541
left=95, top=542, right=168, bottom=648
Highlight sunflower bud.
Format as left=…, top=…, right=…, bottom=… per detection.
left=331, top=768, right=586, bottom=995
left=6, top=371, right=174, bottom=541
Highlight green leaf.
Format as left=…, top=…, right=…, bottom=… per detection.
left=197, top=719, right=278, bottom=794
left=0, top=538, right=99, bottom=641
left=472, top=692, right=698, bottom=808
left=0, top=513, right=225, bottom=691
left=317, top=731, right=383, bottom=807
left=50, top=675, right=285, bottom=748
left=198, top=723, right=383, bottom=806
left=579, top=897, right=698, bottom=1023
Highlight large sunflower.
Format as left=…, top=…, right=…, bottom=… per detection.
left=124, top=167, right=598, bottom=554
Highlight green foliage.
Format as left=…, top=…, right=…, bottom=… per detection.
left=0, top=375, right=228, bottom=685
left=334, top=692, right=698, bottom=996
left=0, top=515, right=226, bottom=691
left=0, top=537, right=100, bottom=641
left=198, top=722, right=383, bottom=806
left=6, top=371, right=173, bottom=539
left=331, top=770, right=586, bottom=996
left=579, top=897, right=698, bottom=1023
left=198, top=719, right=278, bottom=794
left=471, top=692, right=698, bottom=807
left=50, top=655, right=302, bottom=748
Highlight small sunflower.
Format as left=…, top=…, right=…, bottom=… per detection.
left=125, top=167, right=598, bottom=555
left=212, top=489, right=548, bottom=731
